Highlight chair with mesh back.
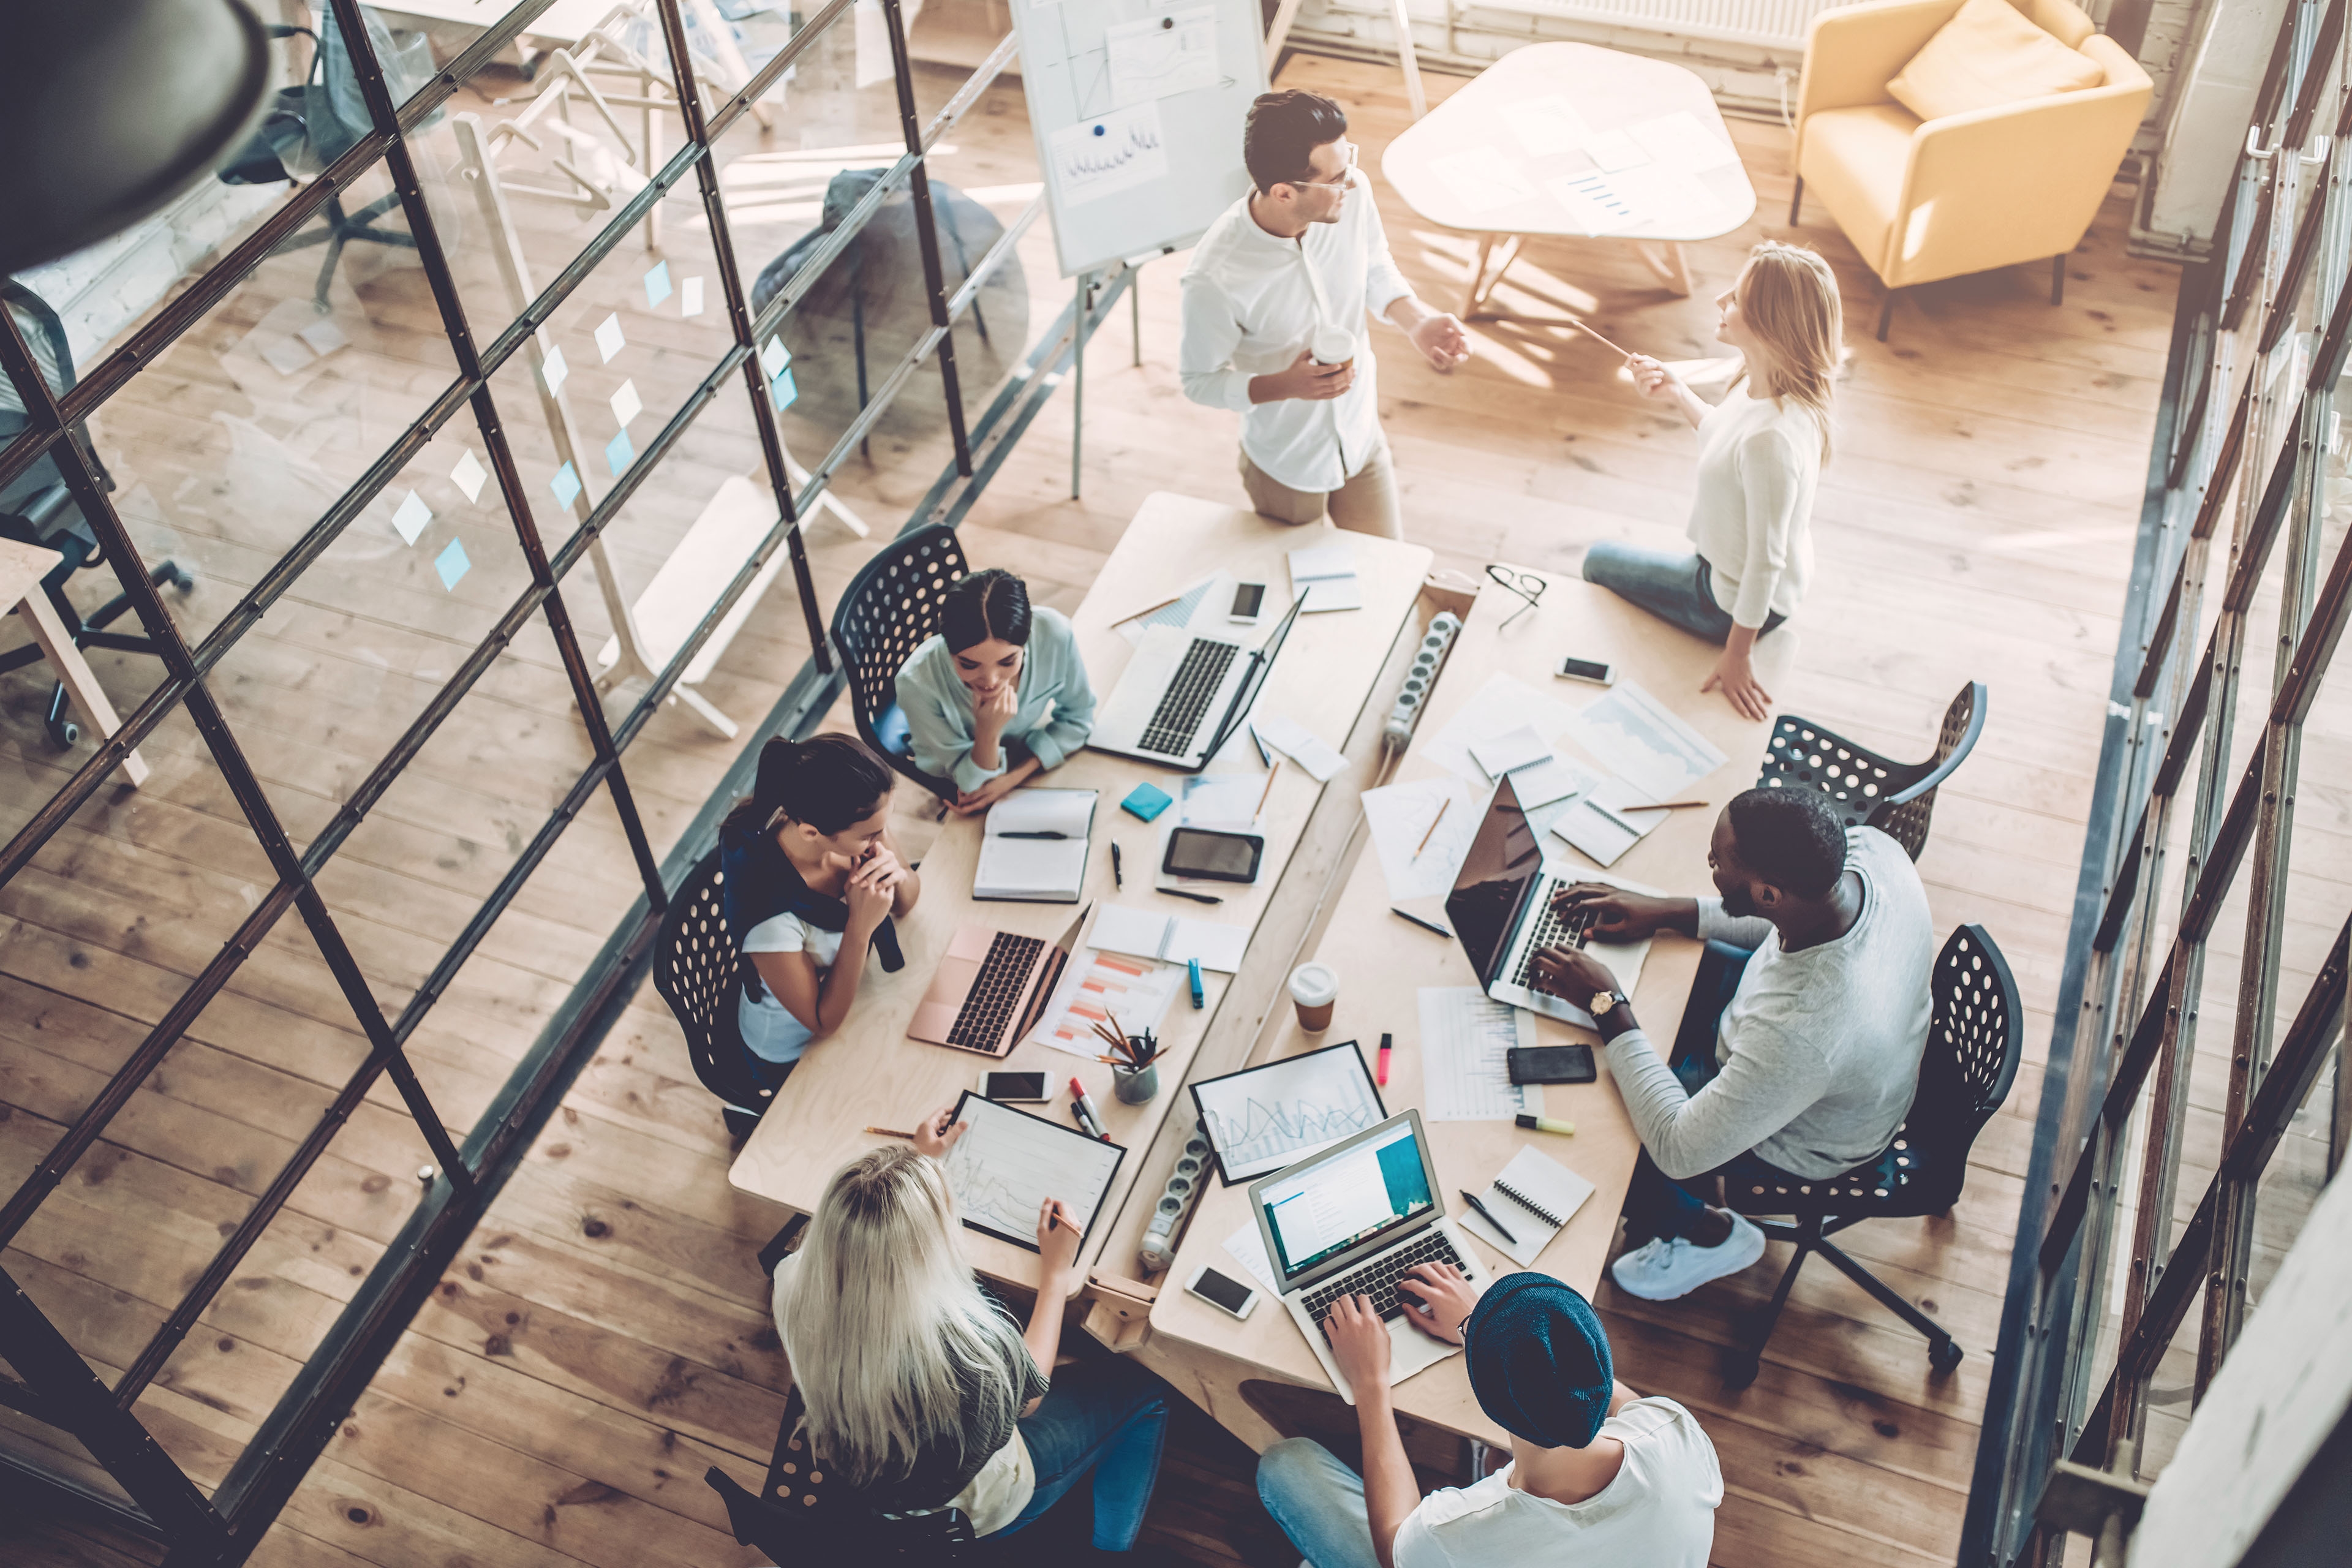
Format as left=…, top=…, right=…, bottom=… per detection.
left=1755, top=680, right=1987, bottom=860
left=651, top=845, right=771, bottom=1141
left=1718, top=923, right=2021, bottom=1387
left=829, top=525, right=970, bottom=801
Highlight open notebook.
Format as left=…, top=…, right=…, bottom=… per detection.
left=1088, top=904, right=1250, bottom=973
left=974, top=789, right=1096, bottom=902
left=1455, top=1145, right=1596, bottom=1267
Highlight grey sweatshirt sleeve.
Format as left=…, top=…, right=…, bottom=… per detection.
left=1604, top=1020, right=1834, bottom=1182
left=1694, top=895, right=1776, bottom=950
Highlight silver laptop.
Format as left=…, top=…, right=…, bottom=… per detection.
left=1444, top=775, right=1651, bottom=1029
left=1089, top=592, right=1306, bottom=771
left=1248, top=1110, right=1491, bottom=1404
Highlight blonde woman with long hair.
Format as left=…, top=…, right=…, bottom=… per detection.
left=1582, top=241, right=1841, bottom=720
left=771, top=1122, right=1170, bottom=1550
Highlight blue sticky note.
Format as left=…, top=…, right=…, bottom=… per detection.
left=605, top=427, right=635, bottom=476
left=769, top=366, right=797, bottom=411
left=434, top=537, right=470, bottom=590
left=643, top=260, right=672, bottom=307
left=549, top=461, right=582, bottom=509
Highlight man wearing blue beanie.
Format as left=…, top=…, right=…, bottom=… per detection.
left=1256, top=1266, right=1720, bottom=1567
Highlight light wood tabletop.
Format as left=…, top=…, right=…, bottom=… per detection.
left=1, top=537, right=148, bottom=789
left=1379, top=42, right=1758, bottom=311
left=728, top=492, right=1433, bottom=1294
left=1137, top=571, right=1793, bottom=1450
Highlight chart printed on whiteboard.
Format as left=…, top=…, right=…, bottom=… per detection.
left=941, top=1092, right=1125, bottom=1246
left=1048, top=100, right=1169, bottom=207
left=1192, top=1044, right=1386, bottom=1181
left=1418, top=987, right=1535, bottom=1121
left=1562, top=678, right=1728, bottom=799
left=1106, top=7, right=1219, bottom=108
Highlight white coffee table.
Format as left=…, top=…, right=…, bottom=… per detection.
left=1381, top=42, right=1757, bottom=315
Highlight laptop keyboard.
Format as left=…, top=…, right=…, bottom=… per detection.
left=946, top=932, right=1046, bottom=1050
left=1507, top=892, right=1597, bottom=990
left=1136, top=638, right=1240, bottom=756
left=1303, top=1231, right=1467, bottom=1337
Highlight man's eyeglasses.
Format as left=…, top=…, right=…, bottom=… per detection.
left=1485, top=565, right=1547, bottom=627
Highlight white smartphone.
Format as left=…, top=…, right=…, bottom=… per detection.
left=1556, top=655, right=1617, bottom=686
left=1185, top=1264, right=1259, bottom=1320
left=981, top=1070, right=1049, bottom=1103
left=1229, top=581, right=1267, bottom=624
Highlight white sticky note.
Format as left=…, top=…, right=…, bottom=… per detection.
left=681, top=275, right=704, bottom=317
left=760, top=335, right=790, bottom=379
left=296, top=317, right=349, bottom=356
left=449, top=448, right=488, bottom=504
left=390, top=488, right=432, bottom=545
left=609, top=378, right=643, bottom=428
left=541, top=344, right=569, bottom=394
left=594, top=312, right=626, bottom=363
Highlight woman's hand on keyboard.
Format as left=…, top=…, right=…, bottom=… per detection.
left=1397, top=1263, right=1477, bottom=1344
left=1322, top=1294, right=1392, bottom=1390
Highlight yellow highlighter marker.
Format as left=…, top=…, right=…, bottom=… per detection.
left=1515, top=1114, right=1576, bottom=1137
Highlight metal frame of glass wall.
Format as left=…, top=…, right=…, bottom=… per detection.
left=0, top=2, right=1128, bottom=1559
left=1966, top=1, right=2352, bottom=1561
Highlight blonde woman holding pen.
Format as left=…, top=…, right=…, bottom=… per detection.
left=1581, top=241, right=1841, bottom=720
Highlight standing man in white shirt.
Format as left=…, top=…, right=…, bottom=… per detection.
left=1256, top=1266, right=1722, bottom=1567
left=1179, top=89, right=1472, bottom=539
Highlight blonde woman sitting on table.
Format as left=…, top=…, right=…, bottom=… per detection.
left=897, top=568, right=1096, bottom=818
left=720, top=734, right=920, bottom=1090
left=771, top=1122, right=1170, bottom=1549
left=1581, top=241, right=1841, bottom=721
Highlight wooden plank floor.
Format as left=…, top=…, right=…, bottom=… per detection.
left=4, top=47, right=2175, bottom=1568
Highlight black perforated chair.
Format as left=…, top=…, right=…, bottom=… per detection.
left=650, top=845, right=771, bottom=1141
left=1756, top=681, right=1987, bottom=861
left=1717, top=924, right=2021, bottom=1387
left=707, top=1385, right=977, bottom=1562
left=829, top=525, right=970, bottom=801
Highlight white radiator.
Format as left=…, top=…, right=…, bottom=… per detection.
left=1463, top=0, right=1852, bottom=51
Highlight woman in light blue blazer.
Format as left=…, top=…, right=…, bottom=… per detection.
left=896, top=570, right=1097, bottom=816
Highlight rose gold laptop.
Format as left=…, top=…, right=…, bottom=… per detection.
left=907, top=906, right=1089, bottom=1056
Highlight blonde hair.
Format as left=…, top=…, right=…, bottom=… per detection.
left=1732, top=241, right=1842, bottom=461
left=774, top=1146, right=1030, bottom=1488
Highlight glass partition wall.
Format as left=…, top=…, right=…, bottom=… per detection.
left=1967, top=1, right=2352, bottom=1561
left=0, top=2, right=1082, bottom=1558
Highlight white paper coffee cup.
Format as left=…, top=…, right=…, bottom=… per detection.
left=1289, top=962, right=1338, bottom=1031
left=1310, top=326, right=1356, bottom=367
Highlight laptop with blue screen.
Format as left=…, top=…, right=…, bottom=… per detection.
left=1247, top=1109, right=1490, bottom=1403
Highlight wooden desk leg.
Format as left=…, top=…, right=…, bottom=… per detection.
left=1386, top=0, right=1428, bottom=119
left=15, top=593, right=148, bottom=788
left=1632, top=239, right=1694, bottom=297
left=1264, top=0, right=1305, bottom=74
left=1462, top=235, right=1524, bottom=320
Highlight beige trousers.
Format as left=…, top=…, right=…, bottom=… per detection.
left=1237, top=442, right=1404, bottom=540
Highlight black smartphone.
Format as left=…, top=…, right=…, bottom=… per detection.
left=982, top=1070, right=1049, bottom=1102
left=1163, top=827, right=1264, bottom=883
left=1507, top=1044, right=1597, bottom=1085
left=1229, top=581, right=1267, bottom=622
left=1555, top=655, right=1616, bottom=685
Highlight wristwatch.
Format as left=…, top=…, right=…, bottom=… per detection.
left=1589, top=989, right=1624, bottom=1019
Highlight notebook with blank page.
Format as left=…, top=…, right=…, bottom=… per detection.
left=1455, top=1145, right=1596, bottom=1266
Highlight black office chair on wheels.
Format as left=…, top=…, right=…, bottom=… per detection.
left=650, top=844, right=772, bottom=1142
left=1718, top=923, right=2022, bottom=1389
left=1755, top=680, right=1987, bottom=860
left=707, top=1385, right=977, bottom=1563
left=1, top=282, right=193, bottom=752
left=829, top=525, right=971, bottom=802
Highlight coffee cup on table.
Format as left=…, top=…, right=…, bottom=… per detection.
left=1309, top=326, right=1355, bottom=372
left=1289, top=963, right=1338, bottom=1031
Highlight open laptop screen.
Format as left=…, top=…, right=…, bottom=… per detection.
left=1258, top=1117, right=1435, bottom=1280
left=1444, top=775, right=1541, bottom=985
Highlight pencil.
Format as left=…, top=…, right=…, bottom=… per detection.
left=1254, top=759, right=1281, bottom=821
left=865, top=1126, right=916, bottom=1139
left=1122, top=589, right=1186, bottom=625
left=1414, top=797, right=1452, bottom=858
left=1623, top=799, right=1711, bottom=811
left=1570, top=317, right=1632, bottom=358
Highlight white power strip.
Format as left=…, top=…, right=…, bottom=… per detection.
left=1382, top=612, right=1463, bottom=752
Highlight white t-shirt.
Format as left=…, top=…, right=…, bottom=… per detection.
left=744, top=909, right=845, bottom=971
left=1393, top=1397, right=1722, bottom=1568
left=739, top=911, right=846, bottom=1065
left=1684, top=385, right=1822, bottom=628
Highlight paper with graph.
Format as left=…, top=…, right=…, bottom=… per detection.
left=1191, top=1042, right=1387, bottom=1183
left=942, top=1091, right=1126, bottom=1250
left=1561, top=679, right=1728, bottom=799
left=1047, top=100, right=1169, bottom=207
left=1105, top=7, right=1219, bottom=108
left=1418, top=987, right=1535, bottom=1121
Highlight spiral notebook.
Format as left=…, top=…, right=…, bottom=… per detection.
left=1455, top=1145, right=1596, bottom=1266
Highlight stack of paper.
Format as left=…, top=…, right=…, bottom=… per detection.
left=1287, top=540, right=1362, bottom=612
left=974, top=790, right=1096, bottom=902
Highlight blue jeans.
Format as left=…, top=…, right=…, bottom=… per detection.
left=1256, top=1438, right=1381, bottom=1568
left=991, top=1356, right=1170, bottom=1550
left=1581, top=540, right=1786, bottom=646
left=1619, top=941, right=1811, bottom=1245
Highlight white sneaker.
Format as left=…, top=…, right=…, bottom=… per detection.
left=1610, top=1213, right=1768, bottom=1301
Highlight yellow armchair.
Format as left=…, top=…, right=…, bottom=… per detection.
left=1790, top=0, right=2152, bottom=338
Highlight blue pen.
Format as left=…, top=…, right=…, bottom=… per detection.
left=1188, top=958, right=1204, bottom=1009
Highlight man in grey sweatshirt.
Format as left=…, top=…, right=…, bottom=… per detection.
left=1531, top=786, right=1934, bottom=1302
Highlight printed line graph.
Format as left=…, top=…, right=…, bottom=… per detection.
left=1046, top=101, right=1169, bottom=207
left=943, top=1094, right=1123, bottom=1248
left=1195, top=1045, right=1385, bottom=1180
